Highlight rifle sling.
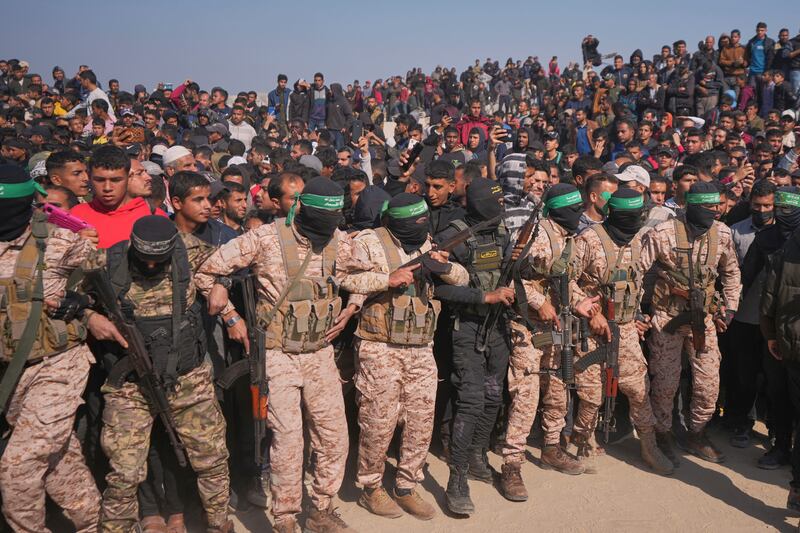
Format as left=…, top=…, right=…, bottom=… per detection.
left=0, top=222, right=48, bottom=413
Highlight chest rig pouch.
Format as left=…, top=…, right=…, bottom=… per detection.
left=527, top=219, right=576, bottom=307
left=451, top=220, right=505, bottom=317
left=357, top=228, right=441, bottom=346
left=652, top=219, right=719, bottom=315
left=260, top=221, right=342, bottom=354
left=0, top=217, right=86, bottom=366
left=591, top=225, right=641, bottom=324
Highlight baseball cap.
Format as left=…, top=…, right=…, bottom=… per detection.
left=530, top=141, right=545, bottom=152
left=615, top=165, right=651, bottom=187
left=299, top=154, right=323, bottom=173
left=782, top=110, right=797, bottom=121
left=209, top=180, right=229, bottom=200
left=206, top=123, right=228, bottom=136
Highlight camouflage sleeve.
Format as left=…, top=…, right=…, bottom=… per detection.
left=717, top=226, right=742, bottom=312
left=439, top=260, right=469, bottom=286
left=523, top=280, right=546, bottom=310
left=180, top=232, right=216, bottom=272
left=195, top=229, right=264, bottom=316
left=638, top=222, right=662, bottom=274
left=43, top=228, right=96, bottom=299
left=339, top=231, right=390, bottom=295
left=520, top=228, right=553, bottom=310
left=569, top=233, right=591, bottom=307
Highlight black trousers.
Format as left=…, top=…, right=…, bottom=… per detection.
left=764, top=353, right=796, bottom=453
left=721, top=321, right=764, bottom=430
left=449, top=318, right=510, bottom=468
left=784, top=362, right=800, bottom=487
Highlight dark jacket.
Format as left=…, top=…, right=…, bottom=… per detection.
left=760, top=229, right=800, bottom=362
left=637, top=85, right=666, bottom=113
left=744, top=35, right=776, bottom=73
left=325, top=83, right=353, bottom=130
left=773, top=80, right=797, bottom=112
left=289, top=82, right=310, bottom=123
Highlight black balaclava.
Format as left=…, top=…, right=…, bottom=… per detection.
left=465, top=177, right=503, bottom=233
left=352, top=185, right=391, bottom=231
left=130, top=215, right=179, bottom=277
left=287, top=176, right=344, bottom=253
left=383, top=193, right=430, bottom=253
left=685, top=182, right=720, bottom=239
left=775, top=186, right=800, bottom=239
left=602, top=188, right=645, bottom=246
left=751, top=207, right=773, bottom=228
left=0, top=164, right=45, bottom=242
left=543, top=183, right=583, bottom=235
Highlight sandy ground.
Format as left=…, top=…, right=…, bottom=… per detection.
left=233, top=421, right=798, bottom=533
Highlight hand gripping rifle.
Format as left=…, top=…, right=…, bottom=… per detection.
left=85, top=268, right=187, bottom=467
left=663, top=245, right=706, bottom=352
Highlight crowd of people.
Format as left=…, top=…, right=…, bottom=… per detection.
left=1, top=19, right=800, bottom=533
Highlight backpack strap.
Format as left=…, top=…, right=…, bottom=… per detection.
left=374, top=227, right=403, bottom=271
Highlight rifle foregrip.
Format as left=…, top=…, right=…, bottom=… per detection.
left=561, top=346, right=574, bottom=384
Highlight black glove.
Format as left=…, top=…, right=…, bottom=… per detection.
left=49, top=290, right=92, bottom=322
left=420, top=254, right=452, bottom=277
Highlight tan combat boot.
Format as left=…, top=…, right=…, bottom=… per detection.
left=273, top=516, right=299, bottom=533
left=393, top=488, right=436, bottom=520
left=140, top=516, right=167, bottom=533
left=655, top=431, right=681, bottom=467
left=571, top=433, right=600, bottom=474
left=541, top=445, right=585, bottom=475
left=166, top=514, right=186, bottom=533
left=500, top=462, right=528, bottom=502
left=305, top=504, right=355, bottom=532
left=639, top=430, right=675, bottom=475
left=686, top=430, right=725, bottom=464
left=206, top=520, right=234, bottom=533
left=357, top=486, right=403, bottom=518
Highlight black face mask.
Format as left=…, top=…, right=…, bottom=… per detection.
left=0, top=198, right=33, bottom=242
left=776, top=208, right=800, bottom=239
left=751, top=209, right=773, bottom=228
left=548, top=204, right=583, bottom=235
left=295, top=205, right=343, bottom=253
left=386, top=215, right=429, bottom=253
left=685, top=205, right=717, bottom=238
left=131, top=255, right=170, bottom=278
left=603, top=209, right=644, bottom=246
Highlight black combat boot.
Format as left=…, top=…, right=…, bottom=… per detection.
left=445, top=465, right=474, bottom=516
left=467, top=448, right=494, bottom=483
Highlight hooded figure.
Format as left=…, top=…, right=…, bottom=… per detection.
left=465, top=177, right=504, bottom=233
left=383, top=193, right=430, bottom=253
left=326, top=83, right=353, bottom=131
left=289, top=80, right=310, bottom=122
left=351, top=185, right=391, bottom=231
left=684, top=182, right=721, bottom=240
left=286, top=176, right=345, bottom=253
left=543, top=183, right=584, bottom=235
left=467, top=126, right=488, bottom=162
left=775, top=186, right=800, bottom=240
left=0, top=165, right=46, bottom=242
left=602, top=188, right=645, bottom=246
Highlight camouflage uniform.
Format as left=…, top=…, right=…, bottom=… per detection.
left=342, top=229, right=468, bottom=490
left=195, top=222, right=379, bottom=524
left=502, top=219, right=573, bottom=460
left=87, top=233, right=231, bottom=533
left=641, top=217, right=740, bottom=433
left=0, top=226, right=100, bottom=533
left=570, top=228, right=656, bottom=437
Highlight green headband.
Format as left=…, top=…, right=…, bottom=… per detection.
left=776, top=191, right=800, bottom=208
left=383, top=199, right=428, bottom=219
left=608, top=194, right=645, bottom=210
left=0, top=179, right=46, bottom=199
left=685, top=192, right=720, bottom=205
left=285, top=192, right=344, bottom=226
left=543, top=190, right=582, bottom=216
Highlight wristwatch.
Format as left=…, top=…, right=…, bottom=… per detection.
left=224, top=314, right=241, bottom=328
left=215, top=276, right=233, bottom=290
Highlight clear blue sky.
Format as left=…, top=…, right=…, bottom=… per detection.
left=2, top=0, right=796, bottom=94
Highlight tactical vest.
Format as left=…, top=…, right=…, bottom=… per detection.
left=527, top=218, right=576, bottom=306
left=590, top=224, right=641, bottom=324
left=0, top=221, right=86, bottom=365
left=451, top=220, right=505, bottom=317
left=105, top=239, right=205, bottom=381
left=356, top=228, right=441, bottom=346
left=652, top=219, right=719, bottom=314
left=258, top=221, right=342, bottom=354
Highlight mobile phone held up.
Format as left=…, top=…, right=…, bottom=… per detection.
left=401, top=142, right=425, bottom=172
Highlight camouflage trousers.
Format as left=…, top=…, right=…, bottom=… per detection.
left=573, top=321, right=656, bottom=438
left=647, top=312, right=721, bottom=433
left=0, top=344, right=100, bottom=533
left=266, top=346, right=348, bottom=523
left=354, top=339, right=437, bottom=490
left=99, top=361, right=229, bottom=533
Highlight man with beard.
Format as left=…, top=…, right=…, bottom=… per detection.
left=741, top=186, right=800, bottom=470
left=196, top=178, right=378, bottom=533
left=219, top=181, right=247, bottom=233
left=432, top=178, right=516, bottom=516
left=643, top=182, right=741, bottom=465
left=81, top=215, right=232, bottom=533
left=499, top=183, right=603, bottom=501
left=342, top=193, right=469, bottom=520
left=0, top=165, right=103, bottom=533
left=568, top=189, right=675, bottom=476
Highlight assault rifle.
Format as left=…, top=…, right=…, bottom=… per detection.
left=85, top=269, right=187, bottom=467
left=216, top=274, right=268, bottom=466
left=663, top=246, right=706, bottom=352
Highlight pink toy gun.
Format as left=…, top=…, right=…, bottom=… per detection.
left=42, top=203, right=93, bottom=233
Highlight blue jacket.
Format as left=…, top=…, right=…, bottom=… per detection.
left=268, top=87, right=291, bottom=122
